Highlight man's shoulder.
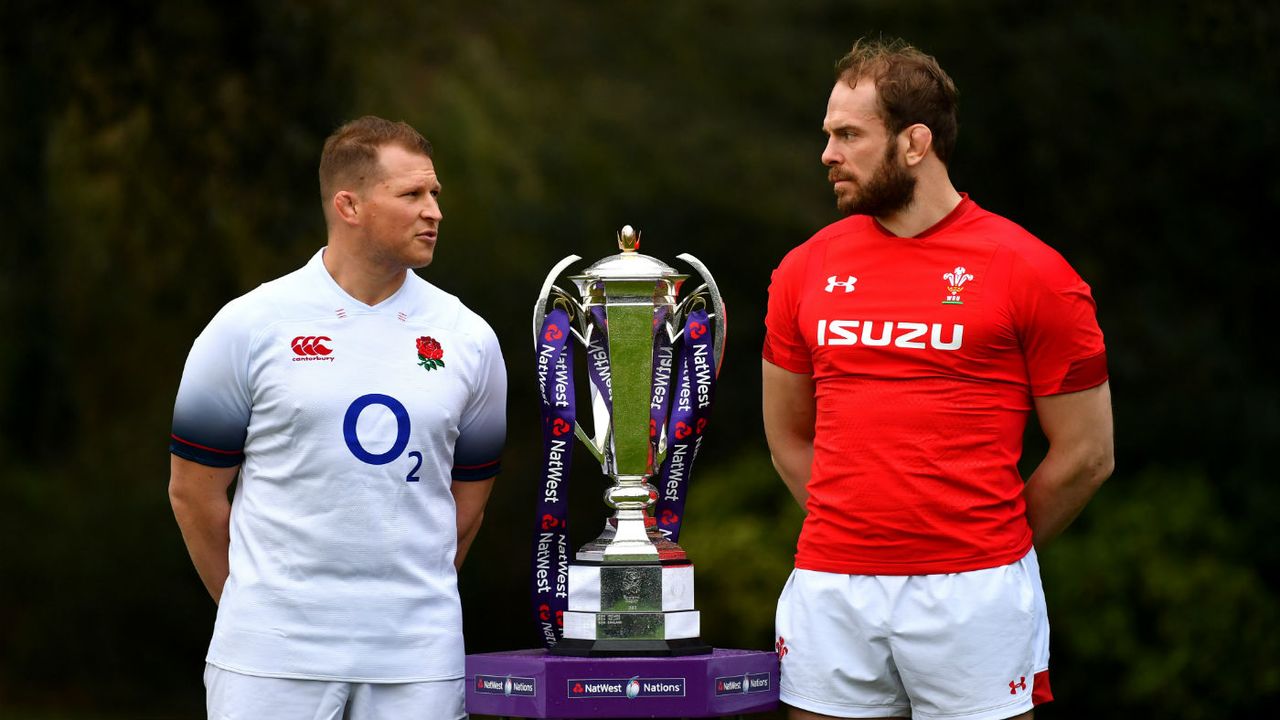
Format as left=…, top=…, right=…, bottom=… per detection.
left=214, top=264, right=315, bottom=323
left=806, top=213, right=875, bottom=249
left=776, top=215, right=872, bottom=272
left=405, top=274, right=499, bottom=343
left=961, top=204, right=1082, bottom=280
left=194, top=260, right=334, bottom=350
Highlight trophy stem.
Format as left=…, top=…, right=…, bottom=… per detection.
left=574, top=474, right=688, bottom=564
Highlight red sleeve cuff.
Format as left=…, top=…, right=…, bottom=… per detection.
left=1036, top=349, right=1108, bottom=396
left=762, top=344, right=812, bottom=375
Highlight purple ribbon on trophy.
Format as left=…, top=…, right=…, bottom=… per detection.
left=654, top=307, right=715, bottom=542
left=533, top=307, right=573, bottom=648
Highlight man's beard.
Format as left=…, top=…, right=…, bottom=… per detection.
left=833, top=142, right=916, bottom=218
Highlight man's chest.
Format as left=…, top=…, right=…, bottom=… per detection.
left=247, top=315, right=474, bottom=439
left=794, top=242, right=1022, bottom=380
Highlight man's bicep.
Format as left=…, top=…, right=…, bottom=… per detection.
left=170, top=454, right=239, bottom=494
left=1033, top=381, right=1113, bottom=450
left=452, top=476, right=496, bottom=520
left=762, top=359, right=816, bottom=441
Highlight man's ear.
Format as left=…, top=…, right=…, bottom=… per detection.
left=332, top=190, right=361, bottom=225
left=902, top=124, right=934, bottom=167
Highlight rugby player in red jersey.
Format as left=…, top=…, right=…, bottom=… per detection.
left=762, top=38, right=1114, bottom=720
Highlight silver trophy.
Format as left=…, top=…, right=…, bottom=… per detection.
left=533, top=225, right=725, bottom=656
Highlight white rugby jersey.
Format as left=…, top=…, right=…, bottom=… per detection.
left=171, top=248, right=506, bottom=682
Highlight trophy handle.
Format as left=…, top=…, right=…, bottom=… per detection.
left=532, top=254, right=582, bottom=345
left=676, top=253, right=727, bottom=377
left=532, top=254, right=607, bottom=465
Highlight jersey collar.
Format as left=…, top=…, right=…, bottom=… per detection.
left=871, top=192, right=975, bottom=239
left=309, top=248, right=416, bottom=311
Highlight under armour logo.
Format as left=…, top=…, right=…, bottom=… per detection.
left=1009, top=676, right=1027, bottom=694
left=825, top=275, right=857, bottom=293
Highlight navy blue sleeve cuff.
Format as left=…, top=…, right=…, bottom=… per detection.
left=169, top=435, right=244, bottom=468
left=452, top=459, right=500, bottom=481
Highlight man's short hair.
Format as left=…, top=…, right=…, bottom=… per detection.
left=318, top=116, right=434, bottom=204
left=835, top=37, right=959, bottom=165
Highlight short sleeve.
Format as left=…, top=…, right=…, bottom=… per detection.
left=1011, top=251, right=1108, bottom=396
left=763, top=247, right=813, bottom=374
left=452, top=321, right=506, bottom=481
left=170, top=304, right=254, bottom=467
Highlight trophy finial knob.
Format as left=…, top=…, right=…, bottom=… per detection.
left=618, top=225, right=640, bottom=253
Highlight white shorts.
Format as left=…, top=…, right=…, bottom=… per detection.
left=204, top=664, right=466, bottom=720
left=776, top=549, right=1051, bottom=720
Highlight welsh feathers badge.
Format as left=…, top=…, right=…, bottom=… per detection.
left=416, top=336, right=445, bottom=371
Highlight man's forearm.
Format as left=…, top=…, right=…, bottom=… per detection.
left=771, top=444, right=814, bottom=509
left=1024, top=446, right=1113, bottom=547
left=169, top=483, right=232, bottom=604
left=452, top=477, right=495, bottom=570
left=455, top=511, right=483, bottom=570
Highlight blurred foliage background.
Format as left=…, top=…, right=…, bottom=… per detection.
left=1, top=0, right=1276, bottom=718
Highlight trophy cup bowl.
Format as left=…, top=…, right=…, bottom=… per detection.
left=532, top=225, right=725, bottom=656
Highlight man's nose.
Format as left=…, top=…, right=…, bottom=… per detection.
left=821, top=137, right=841, bottom=166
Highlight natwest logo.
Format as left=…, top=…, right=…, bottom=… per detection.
left=474, top=674, right=536, bottom=697
left=291, top=335, right=335, bottom=362
left=816, top=320, right=963, bottom=351
left=568, top=677, right=686, bottom=699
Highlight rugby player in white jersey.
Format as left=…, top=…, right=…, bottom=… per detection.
left=169, top=116, right=506, bottom=719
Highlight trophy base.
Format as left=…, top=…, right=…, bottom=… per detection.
left=549, top=636, right=713, bottom=657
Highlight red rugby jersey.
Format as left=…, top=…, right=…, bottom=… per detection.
left=764, top=195, right=1107, bottom=575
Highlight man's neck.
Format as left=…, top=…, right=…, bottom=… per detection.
left=876, top=175, right=963, bottom=238
left=321, top=239, right=408, bottom=306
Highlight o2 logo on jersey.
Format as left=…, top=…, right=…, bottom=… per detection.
left=343, top=393, right=423, bottom=482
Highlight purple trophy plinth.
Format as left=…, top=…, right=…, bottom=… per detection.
left=466, top=648, right=778, bottom=718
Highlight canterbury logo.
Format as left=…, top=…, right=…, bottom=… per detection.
left=825, top=275, right=857, bottom=293
left=816, top=320, right=963, bottom=350
left=291, top=336, right=334, bottom=359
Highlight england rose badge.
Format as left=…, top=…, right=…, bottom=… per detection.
left=416, top=336, right=445, bottom=371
